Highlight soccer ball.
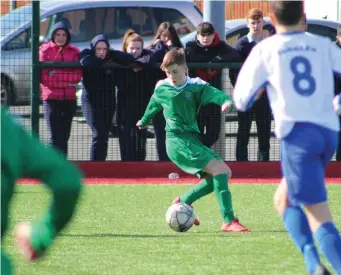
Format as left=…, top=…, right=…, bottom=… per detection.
left=165, top=203, right=195, bottom=232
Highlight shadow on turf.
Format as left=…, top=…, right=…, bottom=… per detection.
left=252, top=230, right=287, bottom=233
left=60, top=233, right=235, bottom=238
left=14, top=191, right=41, bottom=194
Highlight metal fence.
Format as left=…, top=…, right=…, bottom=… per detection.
left=1, top=2, right=338, bottom=162
left=4, top=59, right=282, bottom=162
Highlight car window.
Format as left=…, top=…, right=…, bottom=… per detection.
left=4, top=28, right=31, bottom=50
left=226, top=24, right=275, bottom=46
left=3, top=16, right=51, bottom=50
left=0, top=5, right=32, bottom=38
left=115, top=7, right=154, bottom=38
left=153, top=8, right=196, bottom=35
left=307, top=24, right=337, bottom=40
left=51, top=7, right=196, bottom=43
left=226, top=28, right=248, bottom=46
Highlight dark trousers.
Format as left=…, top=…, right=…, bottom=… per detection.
left=153, top=112, right=169, bottom=161
left=117, top=110, right=168, bottom=161
left=43, top=100, right=77, bottom=157
left=82, top=91, right=115, bottom=161
left=118, top=118, right=147, bottom=161
left=236, top=96, right=272, bottom=161
left=198, top=104, right=221, bottom=148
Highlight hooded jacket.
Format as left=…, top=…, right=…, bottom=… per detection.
left=80, top=34, right=136, bottom=103
left=39, top=22, right=82, bottom=100
left=185, top=32, right=242, bottom=88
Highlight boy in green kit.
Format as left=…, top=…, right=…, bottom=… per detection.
left=137, top=49, right=250, bottom=232
left=1, top=107, right=83, bottom=275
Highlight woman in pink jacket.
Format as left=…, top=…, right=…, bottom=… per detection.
left=39, top=21, right=82, bottom=157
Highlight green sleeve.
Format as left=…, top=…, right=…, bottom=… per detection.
left=199, top=83, right=235, bottom=112
left=140, top=94, right=162, bottom=126
left=16, top=115, right=82, bottom=255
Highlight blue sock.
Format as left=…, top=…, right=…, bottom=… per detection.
left=283, top=206, right=320, bottom=273
left=314, top=222, right=341, bottom=274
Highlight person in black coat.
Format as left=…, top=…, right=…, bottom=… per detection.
left=148, top=22, right=184, bottom=161
left=80, top=34, right=136, bottom=161
left=185, top=22, right=242, bottom=148
left=116, top=29, right=167, bottom=161
left=334, top=26, right=341, bottom=160
left=229, top=9, right=272, bottom=161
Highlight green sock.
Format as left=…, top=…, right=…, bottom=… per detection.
left=213, top=173, right=236, bottom=223
left=180, top=177, right=214, bottom=205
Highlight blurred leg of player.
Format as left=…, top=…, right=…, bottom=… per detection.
left=1, top=107, right=82, bottom=274
left=274, top=123, right=341, bottom=275
left=1, top=250, right=12, bottom=275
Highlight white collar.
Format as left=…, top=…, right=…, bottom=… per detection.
left=247, top=32, right=264, bottom=44
left=167, top=76, right=189, bottom=89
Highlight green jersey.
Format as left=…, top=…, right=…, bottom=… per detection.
left=1, top=107, right=82, bottom=273
left=140, top=77, right=234, bottom=134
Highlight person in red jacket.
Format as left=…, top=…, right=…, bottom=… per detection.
left=39, top=21, right=82, bottom=157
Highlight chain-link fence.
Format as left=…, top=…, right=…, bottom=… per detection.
left=3, top=57, right=282, bottom=162
left=1, top=1, right=339, bottom=162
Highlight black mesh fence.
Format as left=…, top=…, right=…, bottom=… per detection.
left=1, top=2, right=339, bottom=162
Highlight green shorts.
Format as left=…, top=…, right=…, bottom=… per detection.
left=166, top=132, right=222, bottom=178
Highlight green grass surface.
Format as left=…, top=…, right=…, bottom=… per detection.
left=3, top=184, right=341, bottom=275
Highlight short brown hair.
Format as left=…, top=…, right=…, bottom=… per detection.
left=196, top=22, right=215, bottom=36
left=160, top=48, right=186, bottom=71
left=247, top=8, right=263, bottom=20
left=338, top=24, right=341, bottom=35
left=122, top=29, right=144, bottom=52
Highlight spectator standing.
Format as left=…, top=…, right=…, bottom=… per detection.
left=80, top=34, right=136, bottom=161
left=39, top=22, right=82, bottom=157
left=116, top=29, right=167, bottom=161
left=185, top=22, right=242, bottom=148
left=149, top=22, right=184, bottom=161
left=230, top=9, right=272, bottom=161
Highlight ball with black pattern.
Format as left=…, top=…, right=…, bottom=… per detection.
left=165, top=203, right=195, bottom=232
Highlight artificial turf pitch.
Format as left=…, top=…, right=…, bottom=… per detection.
left=3, top=182, right=341, bottom=275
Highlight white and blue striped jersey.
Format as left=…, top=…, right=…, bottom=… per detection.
left=233, top=32, right=341, bottom=138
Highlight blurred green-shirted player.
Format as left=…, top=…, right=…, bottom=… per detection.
left=1, top=107, right=83, bottom=275
left=137, top=49, right=250, bottom=232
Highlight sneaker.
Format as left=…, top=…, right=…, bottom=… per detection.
left=172, top=197, right=200, bottom=226
left=311, top=264, right=331, bottom=275
left=221, top=218, right=250, bottom=232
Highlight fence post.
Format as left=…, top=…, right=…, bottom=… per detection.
left=203, top=0, right=229, bottom=160
left=31, top=1, right=40, bottom=135
left=203, top=0, right=225, bottom=40
left=10, top=0, right=16, bottom=12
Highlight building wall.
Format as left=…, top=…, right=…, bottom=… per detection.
left=195, top=1, right=272, bottom=19
left=1, top=0, right=272, bottom=18
left=1, top=0, right=31, bottom=15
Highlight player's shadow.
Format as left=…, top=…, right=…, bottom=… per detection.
left=61, top=233, right=233, bottom=238
left=252, top=230, right=287, bottom=233
left=14, top=191, right=41, bottom=194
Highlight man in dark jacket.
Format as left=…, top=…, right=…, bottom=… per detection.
left=230, top=9, right=272, bottom=161
left=80, top=34, right=135, bottom=161
left=186, top=22, right=242, bottom=148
